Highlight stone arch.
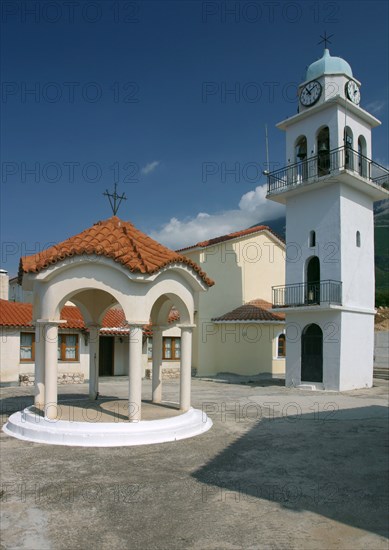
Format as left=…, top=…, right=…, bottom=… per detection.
left=144, top=270, right=195, bottom=326
left=34, top=259, right=137, bottom=321
left=147, top=285, right=195, bottom=411
left=149, top=292, right=191, bottom=327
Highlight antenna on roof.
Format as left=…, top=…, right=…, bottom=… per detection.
left=263, top=124, right=270, bottom=176
left=103, top=183, right=127, bottom=216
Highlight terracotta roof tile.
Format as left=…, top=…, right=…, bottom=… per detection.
left=0, top=300, right=34, bottom=327
left=177, top=225, right=285, bottom=252
left=212, top=299, right=285, bottom=322
left=0, top=300, right=180, bottom=335
left=18, top=216, right=214, bottom=287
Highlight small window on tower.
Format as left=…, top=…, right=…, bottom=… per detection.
left=309, top=231, right=316, bottom=247
left=356, top=231, right=361, bottom=247
left=277, top=334, right=286, bottom=358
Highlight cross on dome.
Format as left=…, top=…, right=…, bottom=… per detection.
left=318, top=31, right=334, bottom=49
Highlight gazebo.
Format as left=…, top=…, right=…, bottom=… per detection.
left=3, top=216, right=214, bottom=446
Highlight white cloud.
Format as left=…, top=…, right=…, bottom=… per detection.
left=141, top=161, right=160, bottom=175
left=365, top=100, right=386, bottom=115
left=149, top=184, right=285, bottom=249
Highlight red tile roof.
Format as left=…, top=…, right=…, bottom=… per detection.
left=0, top=300, right=34, bottom=328
left=0, top=300, right=179, bottom=335
left=211, top=299, right=285, bottom=322
left=177, top=225, right=285, bottom=252
left=19, top=216, right=214, bottom=287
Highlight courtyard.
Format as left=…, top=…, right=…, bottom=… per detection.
left=1, top=377, right=388, bottom=550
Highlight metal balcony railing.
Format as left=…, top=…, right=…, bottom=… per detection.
left=272, top=280, right=342, bottom=308
left=267, top=146, right=389, bottom=195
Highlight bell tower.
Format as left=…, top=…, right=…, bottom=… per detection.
left=267, top=48, right=389, bottom=390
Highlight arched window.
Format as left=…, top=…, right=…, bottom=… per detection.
left=306, top=256, right=320, bottom=304
left=295, top=136, right=308, bottom=181
left=356, top=231, right=361, bottom=247
left=309, top=230, right=316, bottom=247
left=344, top=127, right=353, bottom=170
left=277, top=334, right=286, bottom=358
left=317, top=127, right=330, bottom=176
left=358, top=136, right=367, bottom=177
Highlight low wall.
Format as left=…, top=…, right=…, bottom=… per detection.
left=145, top=367, right=180, bottom=380
left=19, top=373, right=85, bottom=386
left=374, top=331, right=389, bottom=368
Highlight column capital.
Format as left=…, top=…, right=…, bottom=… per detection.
left=177, top=324, right=196, bottom=332
left=125, top=321, right=148, bottom=328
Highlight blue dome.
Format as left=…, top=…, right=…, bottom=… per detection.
left=306, top=49, right=353, bottom=81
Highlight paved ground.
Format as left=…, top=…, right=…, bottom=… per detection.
left=1, top=377, right=388, bottom=550
left=28, top=398, right=182, bottom=422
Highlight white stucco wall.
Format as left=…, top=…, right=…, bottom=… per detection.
left=284, top=311, right=341, bottom=390
left=0, top=327, right=89, bottom=384
left=340, top=185, right=375, bottom=310
left=285, top=183, right=341, bottom=286
left=0, top=328, right=20, bottom=383
left=284, top=310, right=374, bottom=390
left=339, top=311, right=374, bottom=390
left=25, top=256, right=203, bottom=328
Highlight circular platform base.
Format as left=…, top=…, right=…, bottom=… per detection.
left=2, top=405, right=213, bottom=447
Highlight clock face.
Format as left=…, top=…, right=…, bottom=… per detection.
left=345, top=80, right=361, bottom=105
left=300, top=80, right=322, bottom=107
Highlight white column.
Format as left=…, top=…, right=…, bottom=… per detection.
left=34, top=321, right=45, bottom=409
left=87, top=324, right=100, bottom=400
left=43, top=322, right=61, bottom=420
left=152, top=327, right=163, bottom=404
left=128, top=324, right=144, bottom=422
left=179, top=325, right=194, bottom=412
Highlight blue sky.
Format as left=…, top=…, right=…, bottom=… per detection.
left=1, top=0, right=388, bottom=276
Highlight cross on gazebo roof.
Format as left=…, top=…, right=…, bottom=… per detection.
left=103, top=183, right=127, bottom=216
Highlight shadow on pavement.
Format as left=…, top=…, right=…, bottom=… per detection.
left=193, top=405, right=389, bottom=538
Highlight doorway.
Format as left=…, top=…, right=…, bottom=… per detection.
left=99, top=336, right=114, bottom=376
left=301, top=324, right=323, bottom=382
left=306, top=256, right=320, bottom=304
